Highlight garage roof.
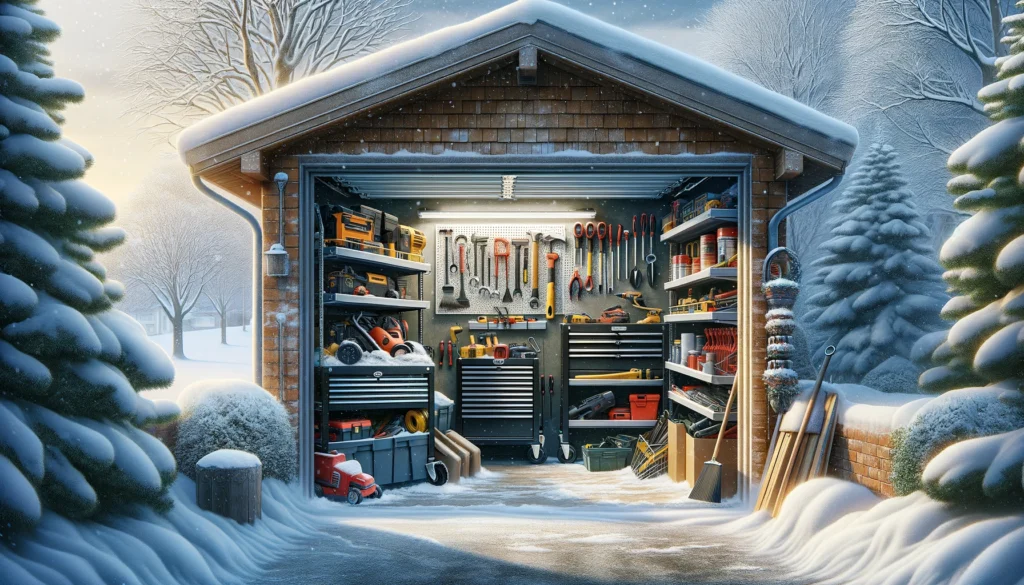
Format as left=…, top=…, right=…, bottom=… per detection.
left=178, top=0, right=857, bottom=173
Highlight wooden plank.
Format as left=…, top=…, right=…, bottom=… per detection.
left=757, top=431, right=792, bottom=513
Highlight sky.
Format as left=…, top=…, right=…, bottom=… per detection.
left=41, top=0, right=717, bottom=206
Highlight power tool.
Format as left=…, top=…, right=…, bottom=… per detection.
left=326, top=266, right=399, bottom=298
left=616, top=291, right=663, bottom=324
left=568, top=391, right=616, bottom=420
left=398, top=225, right=426, bottom=262
left=563, top=313, right=594, bottom=324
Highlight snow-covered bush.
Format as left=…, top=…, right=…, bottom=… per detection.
left=0, top=1, right=177, bottom=531
left=176, top=380, right=296, bottom=481
left=922, top=427, right=1024, bottom=507
left=890, top=386, right=1024, bottom=496
left=803, top=143, right=947, bottom=382
left=860, top=356, right=921, bottom=394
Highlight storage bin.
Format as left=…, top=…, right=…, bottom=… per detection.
left=582, top=443, right=632, bottom=472
left=629, top=394, right=661, bottom=420
left=393, top=433, right=429, bottom=483
left=667, top=420, right=687, bottom=483
left=328, top=437, right=395, bottom=485
left=685, top=432, right=737, bottom=498
left=314, top=419, right=373, bottom=442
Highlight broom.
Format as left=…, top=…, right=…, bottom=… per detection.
left=438, top=230, right=460, bottom=310
left=688, top=376, right=738, bottom=503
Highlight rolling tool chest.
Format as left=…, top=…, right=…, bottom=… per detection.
left=456, top=358, right=543, bottom=460
left=561, top=324, right=669, bottom=452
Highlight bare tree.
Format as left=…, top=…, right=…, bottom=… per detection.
left=203, top=228, right=251, bottom=344
left=121, top=199, right=227, bottom=359
left=123, top=0, right=415, bottom=141
left=702, top=0, right=854, bottom=115
left=851, top=0, right=1016, bottom=155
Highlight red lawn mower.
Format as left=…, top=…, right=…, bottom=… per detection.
left=314, top=451, right=382, bottom=504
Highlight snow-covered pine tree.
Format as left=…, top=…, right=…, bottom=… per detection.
left=0, top=0, right=176, bottom=532
left=803, top=143, right=947, bottom=382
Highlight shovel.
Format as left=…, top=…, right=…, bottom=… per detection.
left=646, top=212, right=657, bottom=286
left=629, top=214, right=644, bottom=288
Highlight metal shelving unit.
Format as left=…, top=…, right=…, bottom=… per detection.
left=668, top=388, right=737, bottom=422
left=663, top=268, right=738, bottom=291
left=322, top=293, right=430, bottom=312
left=660, top=208, right=738, bottom=244
left=664, top=360, right=735, bottom=385
left=664, top=311, right=737, bottom=324
left=323, top=246, right=431, bottom=275
left=560, top=324, right=668, bottom=454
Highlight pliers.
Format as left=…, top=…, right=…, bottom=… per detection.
left=569, top=268, right=584, bottom=301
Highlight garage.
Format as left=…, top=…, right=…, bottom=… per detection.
left=177, top=0, right=856, bottom=499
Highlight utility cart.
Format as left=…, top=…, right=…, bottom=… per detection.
left=456, top=357, right=544, bottom=463
left=560, top=323, right=669, bottom=462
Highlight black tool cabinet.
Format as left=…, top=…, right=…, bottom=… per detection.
left=455, top=357, right=543, bottom=459
left=560, top=323, right=669, bottom=451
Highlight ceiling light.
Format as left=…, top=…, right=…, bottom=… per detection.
left=417, top=208, right=597, bottom=220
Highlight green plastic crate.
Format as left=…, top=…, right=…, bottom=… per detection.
left=582, top=444, right=632, bottom=472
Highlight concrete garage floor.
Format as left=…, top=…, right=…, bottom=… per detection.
left=259, top=463, right=798, bottom=585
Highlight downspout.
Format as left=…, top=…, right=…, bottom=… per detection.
left=765, top=174, right=843, bottom=259
left=191, top=174, right=263, bottom=384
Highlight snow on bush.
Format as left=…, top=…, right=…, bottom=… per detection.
left=890, top=385, right=1024, bottom=496
left=860, top=356, right=922, bottom=394
left=922, top=427, right=1024, bottom=508
left=802, top=144, right=946, bottom=383
left=176, top=380, right=295, bottom=481
left=731, top=477, right=1024, bottom=585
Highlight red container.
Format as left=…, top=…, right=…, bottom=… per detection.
left=700, top=234, right=717, bottom=270
left=629, top=394, right=661, bottom=420
left=608, top=407, right=632, bottom=420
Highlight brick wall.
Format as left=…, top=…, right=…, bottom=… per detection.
left=257, top=59, right=787, bottom=478
left=829, top=424, right=895, bottom=497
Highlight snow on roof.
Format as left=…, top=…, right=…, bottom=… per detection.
left=177, top=0, right=857, bottom=159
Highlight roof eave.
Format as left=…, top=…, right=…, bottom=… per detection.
left=183, top=22, right=855, bottom=176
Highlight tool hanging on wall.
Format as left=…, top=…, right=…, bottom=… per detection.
left=615, top=224, right=623, bottom=285
left=455, top=236, right=470, bottom=308
left=597, top=222, right=607, bottom=294
left=480, top=256, right=492, bottom=298
left=543, top=235, right=564, bottom=320
left=573, top=223, right=584, bottom=267
left=493, top=237, right=512, bottom=303
left=623, top=228, right=630, bottom=282
left=646, top=213, right=657, bottom=286
left=470, top=233, right=486, bottom=288
left=439, top=229, right=460, bottom=310
left=512, top=237, right=529, bottom=300
left=584, top=222, right=595, bottom=292
left=490, top=243, right=500, bottom=300
left=569, top=267, right=583, bottom=301
left=528, top=231, right=542, bottom=309
left=630, top=215, right=643, bottom=288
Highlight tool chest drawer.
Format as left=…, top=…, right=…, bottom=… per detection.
left=565, top=324, right=666, bottom=360
left=319, top=365, right=432, bottom=410
left=456, top=358, right=540, bottom=444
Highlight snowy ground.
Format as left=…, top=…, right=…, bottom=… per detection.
left=258, top=463, right=791, bottom=585
left=142, top=326, right=253, bottom=402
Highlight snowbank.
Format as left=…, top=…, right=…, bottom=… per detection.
left=0, top=476, right=350, bottom=585
left=177, top=0, right=857, bottom=157
left=798, top=380, right=931, bottom=434
left=727, top=478, right=1024, bottom=585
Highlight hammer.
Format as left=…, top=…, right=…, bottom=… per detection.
left=542, top=234, right=566, bottom=320
left=527, top=231, right=543, bottom=309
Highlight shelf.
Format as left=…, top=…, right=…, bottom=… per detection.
left=668, top=390, right=736, bottom=422
left=661, top=209, right=738, bottom=244
left=664, top=311, right=737, bottom=324
left=468, top=321, right=548, bottom=331
left=568, top=419, right=659, bottom=429
left=664, top=361, right=734, bottom=385
left=664, top=268, right=737, bottom=291
left=323, top=246, right=431, bottom=275
left=569, top=379, right=663, bottom=387
left=323, top=293, right=430, bottom=312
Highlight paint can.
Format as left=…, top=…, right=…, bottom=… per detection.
left=695, top=335, right=706, bottom=353
left=679, top=254, right=691, bottom=277
left=702, top=353, right=716, bottom=375
left=700, top=234, right=717, bottom=271
left=679, top=333, right=695, bottom=358
left=717, top=227, right=738, bottom=264
left=687, top=351, right=700, bottom=370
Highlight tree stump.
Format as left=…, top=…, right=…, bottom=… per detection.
left=196, top=449, right=262, bottom=524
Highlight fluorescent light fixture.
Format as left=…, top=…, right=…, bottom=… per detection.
left=417, top=208, right=597, bottom=220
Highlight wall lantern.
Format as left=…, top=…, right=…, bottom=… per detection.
left=264, top=172, right=290, bottom=277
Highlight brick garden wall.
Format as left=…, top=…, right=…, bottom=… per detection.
left=829, top=424, right=895, bottom=497
left=257, top=59, right=789, bottom=480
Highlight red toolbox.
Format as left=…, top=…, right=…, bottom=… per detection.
left=629, top=394, right=660, bottom=420
left=315, top=419, right=373, bottom=442
left=607, top=407, right=632, bottom=420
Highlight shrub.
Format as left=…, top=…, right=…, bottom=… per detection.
left=890, top=386, right=1023, bottom=496
left=861, top=356, right=921, bottom=394
left=175, top=379, right=295, bottom=481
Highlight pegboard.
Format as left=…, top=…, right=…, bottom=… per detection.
left=434, top=224, right=583, bottom=316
